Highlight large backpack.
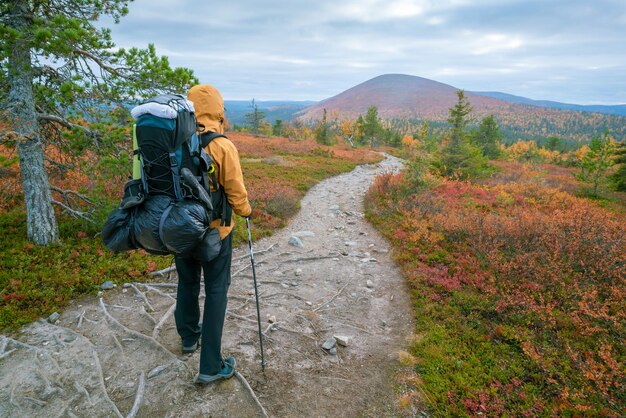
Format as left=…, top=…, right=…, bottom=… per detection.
left=102, top=94, right=230, bottom=260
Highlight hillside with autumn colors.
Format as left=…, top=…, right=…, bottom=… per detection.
left=296, top=74, right=626, bottom=141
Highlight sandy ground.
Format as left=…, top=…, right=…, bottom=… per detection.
left=0, top=154, right=424, bottom=417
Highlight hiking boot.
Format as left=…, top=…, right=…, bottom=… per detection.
left=182, top=324, right=202, bottom=354
left=182, top=340, right=200, bottom=354
left=194, top=356, right=237, bottom=385
left=223, top=354, right=236, bottom=369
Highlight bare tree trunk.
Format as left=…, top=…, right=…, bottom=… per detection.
left=8, top=1, right=59, bottom=245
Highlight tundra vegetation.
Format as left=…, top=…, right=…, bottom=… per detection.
left=364, top=94, right=626, bottom=416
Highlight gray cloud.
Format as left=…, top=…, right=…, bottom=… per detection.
left=106, top=0, right=626, bottom=104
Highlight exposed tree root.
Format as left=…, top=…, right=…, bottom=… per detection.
left=130, top=284, right=155, bottom=312
left=234, top=371, right=269, bottom=418
left=126, top=371, right=146, bottom=418
left=227, top=311, right=258, bottom=324
left=99, top=298, right=177, bottom=359
left=91, top=349, right=124, bottom=418
left=313, top=281, right=350, bottom=312
left=232, top=243, right=277, bottom=262
left=152, top=303, right=176, bottom=339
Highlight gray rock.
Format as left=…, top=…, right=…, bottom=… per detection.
left=344, top=241, right=358, bottom=247
left=334, top=335, right=351, bottom=347
left=122, top=283, right=132, bottom=288
left=288, top=236, right=304, bottom=248
left=100, top=280, right=116, bottom=290
left=322, top=337, right=337, bottom=350
left=47, top=312, right=60, bottom=323
left=329, top=347, right=337, bottom=356
left=366, top=280, right=374, bottom=289
left=295, top=268, right=303, bottom=276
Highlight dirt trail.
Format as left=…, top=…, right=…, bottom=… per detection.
left=0, top=154, right=420, bottom=417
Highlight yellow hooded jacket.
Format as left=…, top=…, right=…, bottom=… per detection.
left=187, top=84, right=251, bottom=239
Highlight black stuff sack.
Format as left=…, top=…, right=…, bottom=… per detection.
left=160, top=199, right=211, bottom=254
left=101, top=207, right=137, bottom=253
left=132, top=195, right=171, bottom=255
left=190, top=228, right=222, bottom=262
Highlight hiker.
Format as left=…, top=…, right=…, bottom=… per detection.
left=176, top=84, right=252, bottom=384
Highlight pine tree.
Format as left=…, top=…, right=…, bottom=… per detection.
left=1, top=0, right=196, bottom=245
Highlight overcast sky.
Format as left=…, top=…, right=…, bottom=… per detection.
left=107, top=0, right=626, bottom=104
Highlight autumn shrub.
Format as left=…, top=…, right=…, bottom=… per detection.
left=365, top=160, right=626, bottom=416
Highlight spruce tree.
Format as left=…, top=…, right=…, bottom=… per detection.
left=610, top=141, right=626, bottom=191
left=471, top=115, right=503, bottom=159
left=244, top=99, right=265, bottom=136
left=362, top=106, right=381, bottom=147
left=441, top=90, right=488, bottom=178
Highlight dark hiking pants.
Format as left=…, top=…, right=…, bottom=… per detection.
left=174, top=233, right=232, bottom=375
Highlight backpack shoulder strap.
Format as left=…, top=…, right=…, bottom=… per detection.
left=200, top=132, right=227, bottom=148
left=198, top=132, right=233, bottom=227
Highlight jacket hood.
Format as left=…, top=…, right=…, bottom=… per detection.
left=188, top=84, right=225, bottom=134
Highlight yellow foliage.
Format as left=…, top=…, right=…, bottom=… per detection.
left=398, top=350, right=418, bottom=366
left=402, top=135, right=416, bottom=148
left=537, top=148, right=563, bottom=164
left=505, top=140, right=538, bottom=161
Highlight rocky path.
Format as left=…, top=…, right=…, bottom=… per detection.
left=0, top=154, right=418, bottom=417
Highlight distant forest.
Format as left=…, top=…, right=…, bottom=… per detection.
left=227, top=99, right=626, bottom=145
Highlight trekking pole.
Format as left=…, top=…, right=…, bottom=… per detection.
left=246, top=217, right=265, bottom=370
